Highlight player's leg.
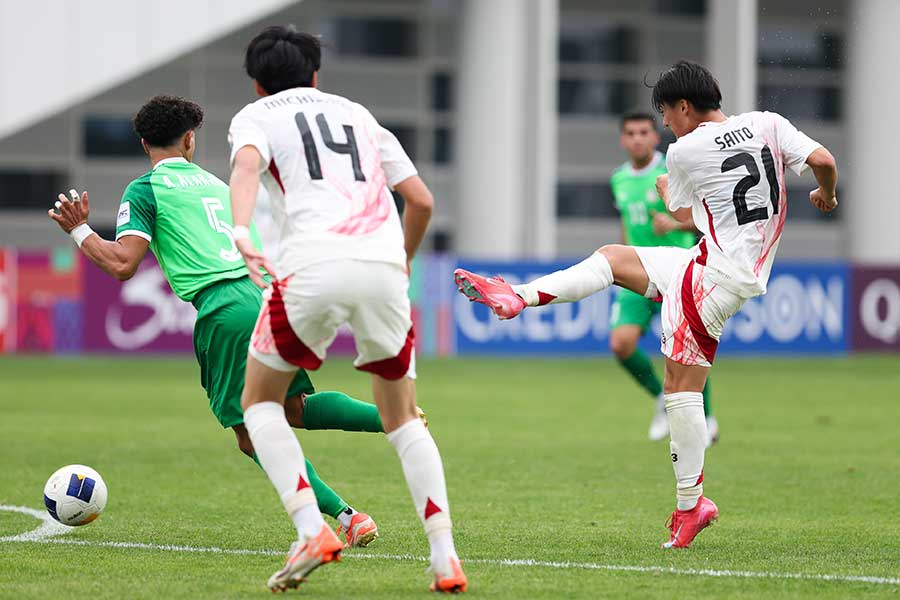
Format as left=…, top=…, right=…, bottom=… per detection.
left=657, top=252, right=744, bottom=548
left=353, top=260, right=465, bottom=592
left=282, top=393, right=380, bottom=547
left=610, top=290, right=667, bottom=440
left=295, top=391, right=384, bottom=432
left=243, top=278, right=345, bottom=590
left=454, top=244, right=652, bottom=319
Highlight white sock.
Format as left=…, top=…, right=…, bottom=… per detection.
left=337, top=506, right=357, bottom=530
left=386, top=419, right=457, bottom=564
left=513, top=251, right=613, bottom=306
left=244, top=401, right=323, bottom=540
left=665, top=392, right=707, bottom=511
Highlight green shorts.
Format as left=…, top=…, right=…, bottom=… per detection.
left=610, top=288, right=660, bottom=332
left=192, top=276, right=315, bottom=429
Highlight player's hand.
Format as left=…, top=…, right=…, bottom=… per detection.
left=655, top=174, right=669, bottom=200
left=651, top=211, right=677, bottom=235
left=809, top=187, right=838, bottom=213
left=236, top=237, right=277, bottom=288
left=48, top=189, right=90, bottom=233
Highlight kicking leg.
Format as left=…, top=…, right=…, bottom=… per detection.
left=454, top=245, right=652, bottom=319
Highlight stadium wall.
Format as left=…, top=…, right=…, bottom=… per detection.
left=0, top=249, right=897, bottom=356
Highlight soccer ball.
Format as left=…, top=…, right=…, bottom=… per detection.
left=43, top=465, right=108, bottom=526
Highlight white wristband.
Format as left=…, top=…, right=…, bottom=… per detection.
left=70, top=223, right=95, bottom=248
left=232, top=225, right=251, bottom=240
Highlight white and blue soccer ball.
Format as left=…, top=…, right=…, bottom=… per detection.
left=43, top=465, right=108, bottom=526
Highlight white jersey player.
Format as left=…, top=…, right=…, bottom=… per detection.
left=227, top=27, right=466, bottom=593
left=454, top=60, right=838, bottom=550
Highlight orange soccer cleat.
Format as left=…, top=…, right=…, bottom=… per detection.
left=267, top=524, right=343, bottom=592
left=661, top=496, right=719, bottom=549
left=336, top=512, right=379, bottom=548
left=429, top=556, right=468, bottom=594
left=453, top=269, right=526, bottom=320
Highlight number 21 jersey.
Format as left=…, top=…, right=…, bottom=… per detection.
left=666, top=111, right=822, bottom=298
left=228, top=87, right=417, bottom=275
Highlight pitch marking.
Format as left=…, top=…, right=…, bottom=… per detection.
left=1, top=505, right=897, bottom=586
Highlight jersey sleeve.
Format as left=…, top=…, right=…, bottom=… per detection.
left=115, top=178, right=156, bottom=242
left=228, top=106, right=271, bottom=170
left=769, top=112, right=822, bottom=175
left=665, top=148, right=694, bottom=210
left=378, top=125, right=418, bottom=189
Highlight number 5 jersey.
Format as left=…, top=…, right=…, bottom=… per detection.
left=665, top=111, right=822, bottom=298
left=228, top=87, right=417, bottom=275
left=115, top=156, right=264, bottom=302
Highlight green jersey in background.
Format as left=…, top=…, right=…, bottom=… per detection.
left=610, top=151, right=695, bottom=249
left=114, top=157, right=263, bottom=302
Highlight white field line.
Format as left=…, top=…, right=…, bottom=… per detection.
left=1, top=505, right=898, bottom=587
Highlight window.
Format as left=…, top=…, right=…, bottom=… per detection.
left=558, top=80, right=636, bottom=116
left=654, top=0, right=705, bottom=15
left=335, top=18, right=418, bottom=57
left=432, top=72, right=453, bottom=112
left=758, top=85, right=841, bottom=121
left=433, top=128, right=452, bottom=164
left=383, top=123, right=417, bottom=161
left=83, top=116, right=143, bottom=158
left=557, top=182, right=618, bottom=217
left=758, top=27, right=842, bottom=70
left=559, top=23, right=638, bottom=64
left=0, top=170, right=66, bottom=210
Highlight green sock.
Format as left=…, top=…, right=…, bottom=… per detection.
left=250, top=452, right=349, bottom=519
left=702, top=379, right=712, bottom=417
left=304, top=459, right=350, bottom=519
left=618, top=349, right=663, bottom=398
left=302, top=391, right=383, bottom=432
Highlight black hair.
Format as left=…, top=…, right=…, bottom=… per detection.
left=650, top=60, right=722, bottom=113
left=133, top=95, right=204, bottom=147
left=245, top=25, right=322, bottom=94
left=621, top=110, right=657, bottom=130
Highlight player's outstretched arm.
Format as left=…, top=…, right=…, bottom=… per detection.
left=806, top=147, right=838, bottom=213
left=229, top=145, right=276, bottom=288
left=47, top=189, right=148, bottom=281
left=394, top=175, right=433, bottom=273
left=653, top=174, right=694, bottom=234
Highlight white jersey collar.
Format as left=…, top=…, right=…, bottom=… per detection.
left=626, top=151, right=664, bottom=176
left=152, top=157, right=189, bottom=170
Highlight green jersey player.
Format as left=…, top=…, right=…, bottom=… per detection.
left=609, top=111, right=717, bottom=445
left=47, top=95, right=395, bottom=547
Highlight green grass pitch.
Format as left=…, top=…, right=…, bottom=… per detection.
left=1, top=355, right=898, bottom=598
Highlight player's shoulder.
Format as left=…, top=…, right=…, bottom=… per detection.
left=123, top=171, right=154, bottom=197
left=610, top=161, right=631, bottom=181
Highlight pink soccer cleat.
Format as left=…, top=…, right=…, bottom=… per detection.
left=453, top=269, right=526, bottom=320
left=429, top=556, right=468, bottom=593
left=661, top=496, right=719, bottom=549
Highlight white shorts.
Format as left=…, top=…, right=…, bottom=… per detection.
left=249, top=259, right=416, bottom=380
left=635, top=241, right=745, bottom=368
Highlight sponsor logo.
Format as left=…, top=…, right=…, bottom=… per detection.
left=859, top=278, right=900, bottom=344
left=116, top=202, right=131, bottom=227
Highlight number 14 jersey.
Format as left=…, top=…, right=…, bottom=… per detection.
left=228, top=87, right=416, bottom=275
left=666, top=111, right=821, bottom=298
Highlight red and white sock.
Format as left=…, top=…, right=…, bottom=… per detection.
left=386, top=419, right=457, bottom=564
left=513, top=251, right=614, bottom=306
left=665, top=392, right=707, bottom=510
left=244, top=401, right=323, bottom=540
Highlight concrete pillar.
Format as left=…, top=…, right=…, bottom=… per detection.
left=706, top=0, right=757, bottom=115
left=847, top=0, right=900, bottom=265
left=456, top=0, right=558, bottom=259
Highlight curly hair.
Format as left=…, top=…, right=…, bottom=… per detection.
left=132, top=95, right=204, bottom=147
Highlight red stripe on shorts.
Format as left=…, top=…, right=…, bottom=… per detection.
left=269, top=279, right=323, bottom=370
left=356, top=326, right=415, bottom=381
left=680, top=260, right=718, bottom=364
